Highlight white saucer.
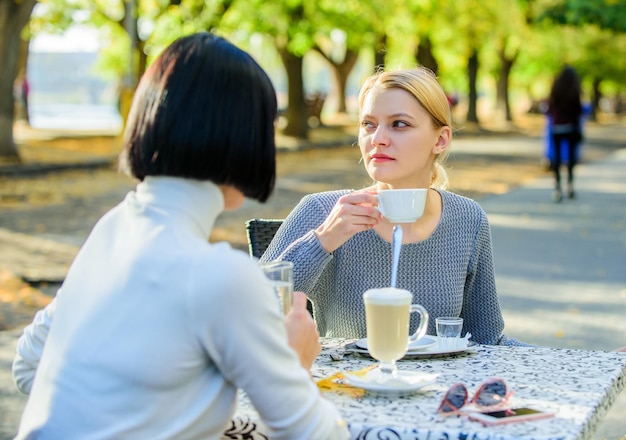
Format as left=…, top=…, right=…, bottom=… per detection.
left=342, top=369, right=439, bottom=395
left=355, top=336, right=437, bottom=352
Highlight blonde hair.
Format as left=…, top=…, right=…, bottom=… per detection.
left=358, top=67, right=452, bottom=189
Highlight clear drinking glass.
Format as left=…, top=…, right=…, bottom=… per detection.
left=436, top=316, right=463, bottom=350
left=260, top=261, right=294, bottom=315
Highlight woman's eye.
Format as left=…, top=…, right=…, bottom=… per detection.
left=361, top=120, right=375, bottom=129
left=392, top=120, right=409, bottom=128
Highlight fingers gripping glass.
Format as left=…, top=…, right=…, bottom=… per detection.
left=438, top=378, right=514, bottom=415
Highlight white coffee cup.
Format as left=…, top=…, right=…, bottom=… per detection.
left=363, top=287, right=429, bottom=363
left=377, top=189, right=428, bottom=223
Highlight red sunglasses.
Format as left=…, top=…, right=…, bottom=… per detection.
left=438, top=378, right=514, bottom=416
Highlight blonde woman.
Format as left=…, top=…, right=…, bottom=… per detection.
left=262, top=67, right=525, bottom=346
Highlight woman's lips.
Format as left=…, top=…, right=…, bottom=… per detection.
left=370, top=154, right=394, bottom=162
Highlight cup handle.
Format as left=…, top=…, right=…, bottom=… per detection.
left=408, top=304, right=429, bottom=343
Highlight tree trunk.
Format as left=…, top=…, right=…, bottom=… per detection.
left=314, top=46, right=358, bottom=114
left=466, top=49, right=479, bottom=124
left=590, top=77, right=601, bottom=122
left=415, top=36, right=438, bottom=75
left=0, top=0, right=36, bottom=160
left=497, top=46, right=517, bottom=122
left=332, top=48, right=357, bottom=114
left=374, top=34, right=387, bottom=71
left=616, top=89, right=624, bottom=115
left=278, top=48, right=308, bottom=139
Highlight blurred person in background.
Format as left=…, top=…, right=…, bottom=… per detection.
left=546, top=66, right=583, bottom=202
left=13, top=70, right=30, bottom=124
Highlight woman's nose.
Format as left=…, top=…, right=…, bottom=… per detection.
left=372, top=125, right=390, bottom=147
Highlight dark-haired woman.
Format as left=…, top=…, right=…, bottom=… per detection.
left=14, top=33, right=347, bottom=439
left=547, top=66, right=584, bottom=202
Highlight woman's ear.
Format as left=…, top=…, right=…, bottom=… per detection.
left=433, top=126, right=451, bottom=154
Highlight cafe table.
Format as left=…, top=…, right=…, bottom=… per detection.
left=224, top=337, right=626, bottom=440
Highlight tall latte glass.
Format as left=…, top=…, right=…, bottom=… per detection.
left=363, top=287, right=429, bottom=382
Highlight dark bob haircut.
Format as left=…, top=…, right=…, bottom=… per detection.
left=120, top=32, right=277, bottom=203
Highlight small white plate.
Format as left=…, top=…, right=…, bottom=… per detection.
left=342, top=369, right=439, bottom=395
left=355, top=336, right=437, bottom=352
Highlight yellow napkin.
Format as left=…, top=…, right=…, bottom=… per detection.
left=316, top=365, right=377, bottom=397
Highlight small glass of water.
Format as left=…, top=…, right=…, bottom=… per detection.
left=260, top=261, right=294, bottom=315
left=436, top=316, right=463, bottom=351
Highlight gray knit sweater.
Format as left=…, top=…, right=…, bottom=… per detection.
left=261, top=189, right=526, bottom=346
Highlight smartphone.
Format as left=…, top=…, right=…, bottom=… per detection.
left=466, top=407, right=555, bottom=426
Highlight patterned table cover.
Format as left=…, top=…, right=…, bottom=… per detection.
left=224, top=338, right=626, bottom=440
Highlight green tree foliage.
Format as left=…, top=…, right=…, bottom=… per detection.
left=533, top=0, right=626, bottom=118
left=230, top=0, right=319, bottom=138
left=308, top=0, right=382, bottom=114
left=482, top=0, right=531, bottom=122
left=30, top=0, right=235, bottom=85
left=439, top=0, right=501, bottom=124
left=538, top=0, right=626, bottom=32
left=3, top=0, right=626, bottom=162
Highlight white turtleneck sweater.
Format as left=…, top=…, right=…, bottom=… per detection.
left=14, top=177, right=346, bottom=440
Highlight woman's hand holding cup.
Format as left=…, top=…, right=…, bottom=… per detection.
left=315, top=190, right=381, bottom=253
